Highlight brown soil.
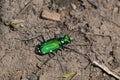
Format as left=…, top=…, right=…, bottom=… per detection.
left=0, top=0, right=120, bottom=80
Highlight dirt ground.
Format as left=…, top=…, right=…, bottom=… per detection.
left=0, top=0, right=120, bottom=80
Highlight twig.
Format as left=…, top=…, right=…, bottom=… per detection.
left=92, top=61, right=120, bottom=80
left=99, top=14, right=120, bottom=28
left=14, top=0, right=33, bottom=18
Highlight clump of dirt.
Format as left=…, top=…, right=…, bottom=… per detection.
left=0, top=0, right=120, bottom=80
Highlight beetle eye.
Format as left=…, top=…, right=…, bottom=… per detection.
left=37, top=48, right=40, bottom=52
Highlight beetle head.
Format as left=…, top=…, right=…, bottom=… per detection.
left=60, top=35, right=71, bottom=44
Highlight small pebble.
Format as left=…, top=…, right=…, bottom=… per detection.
left=32, top=0, right=43, bottom=5
left=113, top=7, right=119, bottom=13
left=71, top=3, right=77, bottom=10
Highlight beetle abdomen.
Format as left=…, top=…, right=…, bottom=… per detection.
left=40, top=39, right=60, bottom=54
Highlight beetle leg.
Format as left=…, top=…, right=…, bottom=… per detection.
left=62, top=46, right=81, bottom=54
left=37, top=52, right=56, bottom=69
left=16, top=35, right=41, bottom=41
left=48, top=54, right=52, bottom=58
left=59, top=32, right=63, bottom=38
left=48, top=52, right=55, bottom=58
left=54, top=32, right=57, bottom=39
left=16, top=34, right=45, bottom=43
left=62, top=46, right=91, bottom=62
left=52, top=51, right=64, bottom=73
left=40, top=35, right=46, bottom=42
left=51, top=52, right=56, bottom=56
left=58, top=49, right=63, bottom=56
left=37, top=55, right=55, bottom=69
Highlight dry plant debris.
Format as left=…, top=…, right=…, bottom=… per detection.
left=41, top=9, right=60, bottom=21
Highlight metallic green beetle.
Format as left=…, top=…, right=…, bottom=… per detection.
left=35, top=35, right=71, bottom=55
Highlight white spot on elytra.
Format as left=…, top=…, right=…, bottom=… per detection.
left=50, top=50, right=52, bottom=52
